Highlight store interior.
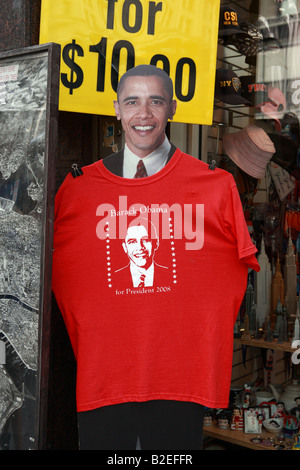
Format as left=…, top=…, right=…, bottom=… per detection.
left=202, top=0, right=300, bottom=450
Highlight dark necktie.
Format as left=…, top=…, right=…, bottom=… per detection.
left=134, top=160, right=148, bottom=178
left=138, top=274, right=145, bottom=287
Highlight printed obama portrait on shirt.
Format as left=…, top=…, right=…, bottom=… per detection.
left=114, top=217, right=171, bottom=288
left=96, top=197, right=205, bottom=291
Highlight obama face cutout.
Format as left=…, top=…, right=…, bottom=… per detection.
left=114, top=74, right=177, bottom=158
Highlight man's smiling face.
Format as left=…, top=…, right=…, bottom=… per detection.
left=122, top=224, right=157, bottom=270
left=114, top=75, right=177, bottom=158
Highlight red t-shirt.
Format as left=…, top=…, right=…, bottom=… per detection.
left=52, top=148, right=260, bottom=412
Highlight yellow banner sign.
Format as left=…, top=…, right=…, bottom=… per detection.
left=40, top=0, right=220, bottom=124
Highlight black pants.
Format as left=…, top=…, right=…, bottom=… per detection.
left=78, top=400, right=204, bottom=450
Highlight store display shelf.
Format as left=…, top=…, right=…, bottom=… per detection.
left=234, top=337, right=296, bottom=353
left=203, top=424, right=276, bottom=450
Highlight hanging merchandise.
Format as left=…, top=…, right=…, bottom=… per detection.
left=269, top=133, right=300, bottom=180
left=227, top=20, right=263, bottom=57
left=204, top=0, right=300, bottom=450
left=52, top=147, right=260, bottom=414
left=239, top=75, right=271, bottom=108
left=218, top=5, right=242, bottom=37
left=215, top=68, right=252, bottom=106
left=268, top=162, right=296, bottom=202
left=222, top=126, right=275, bottom=179
left=284, top=203, right=300, bottom=238
left=260, top=86, right=287, bottom=131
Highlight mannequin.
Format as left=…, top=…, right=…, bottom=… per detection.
left=52, top=65, right=260, bottom=450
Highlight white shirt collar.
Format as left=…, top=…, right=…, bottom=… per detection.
left=130, top=262, right=154, bottom=287
left=123, top=136, right=171, bottom=178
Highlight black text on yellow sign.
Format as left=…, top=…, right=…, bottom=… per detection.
left=40, top=0, right=220, bottom=124
left=61, top=1, right=195, bottom=101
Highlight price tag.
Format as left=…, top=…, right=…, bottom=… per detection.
left=40, top=0, right=220, bottom=124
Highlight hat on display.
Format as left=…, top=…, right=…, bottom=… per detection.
left=257, top=16, right=281, bottom=51
left=240, top=76, right=271, bottom=107
left=218, top=6, right=242, bottom=36
left=268, top=133, right=300, bottom=180
left=222, top=126, right=275, bottom=179
left=228, top=20, right=263, bottom=56
left=215, top=69, right=252, bottom=106
left=281, top=112, right=300, bottom=137
left=260, top=86, right=286, bottom=131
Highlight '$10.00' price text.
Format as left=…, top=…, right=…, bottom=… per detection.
left=61, top=37, right=197, bottom=103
